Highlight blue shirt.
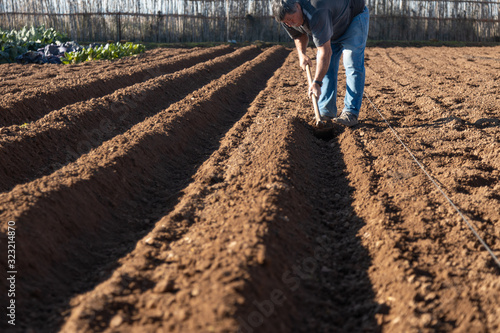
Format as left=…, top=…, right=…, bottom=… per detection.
left=283, top=0, right=365, bottom=46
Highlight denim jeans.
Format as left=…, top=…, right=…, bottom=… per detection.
left=319, top=6, right=370, bottom=118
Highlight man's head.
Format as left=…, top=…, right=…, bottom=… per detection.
left=272, top=0, right=304, bottom=27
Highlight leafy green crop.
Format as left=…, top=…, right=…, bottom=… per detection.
left=0, top=25, right=69, bottom=63
left=61, top=42, right=145, bottom=64
left=0, top=25, right=145, bottom=64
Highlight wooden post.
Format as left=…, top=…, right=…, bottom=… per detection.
left=117, top=12, right=122, bottom=42
left=226, top=0, right=230, bottom=42
left=157, top=10, right=161, bottom=42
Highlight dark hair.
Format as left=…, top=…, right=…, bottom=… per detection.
left=272, top=0, right=299, bottom=22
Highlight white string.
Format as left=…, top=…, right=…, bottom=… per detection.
left=364, top=93, right=500, bottom=270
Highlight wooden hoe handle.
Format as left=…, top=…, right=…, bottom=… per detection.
left=305, top=64, right=323, bottom=126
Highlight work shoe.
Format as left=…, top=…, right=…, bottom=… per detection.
left=335, top=112, right=358, bottom=127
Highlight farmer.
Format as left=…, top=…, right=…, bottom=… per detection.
left=272, top=0, right=369, bottom=127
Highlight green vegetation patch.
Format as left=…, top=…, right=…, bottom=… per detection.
left=0, top=25, right=145, bottom=64
left=0, top=25, right=69, bottom=63
left=61, top=42, right=145, bottom=64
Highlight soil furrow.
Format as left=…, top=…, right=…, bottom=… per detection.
left=0, top=45, right=233, bottom=127
left=59, top=81, right=309, bottom=333
left=0, top=48, right=188, bottom=89
left=59, top=51, right=379, bottom=333
left=414, top=47, right=500, bottom=74
left=396, top=47, right=499, bottom=101
left=0, top=44, right=499, bottom=333
left=366, top=47, right=499, bottom=127
left=0, top=48, right=189, bottom=89
left=0, top=45, right=290, bottom=332
left=345, top=113, right=499, bottom=331
left=0, top=46, right=263, bottom=193
left=353, top=48, right=500, bottom=331
left=365, top=47, right=500, bottom=200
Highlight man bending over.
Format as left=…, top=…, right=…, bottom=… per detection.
left=273, top=0, right=369, bottom=127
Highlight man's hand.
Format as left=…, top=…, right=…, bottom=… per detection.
left=308, top=82, right=321, bottom=99
left=299, top=54, right=312, bottom=71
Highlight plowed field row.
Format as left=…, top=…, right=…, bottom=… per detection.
left=358, top=46, right=500, bottom=332
left=0, top=45, right=499, bottom=333
left=0, top=45, right=262, bottom=193
left=0, top=45, right=295, bottom=332
left=0, top=46, right=233, bottom=127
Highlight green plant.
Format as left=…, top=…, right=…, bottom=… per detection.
left=61, top=42, right=145, bottom=64
left=0, top=25, right=69, bottom=63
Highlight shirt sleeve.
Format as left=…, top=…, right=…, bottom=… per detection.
left=311, top=10, right=333, bottom=47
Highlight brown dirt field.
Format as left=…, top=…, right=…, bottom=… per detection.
left=0, top=44, right=499, bottom=333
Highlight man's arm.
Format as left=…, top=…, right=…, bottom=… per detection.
left=293, top=34, right=312, bottom=71
left=309, top=41, right=332, bottom=99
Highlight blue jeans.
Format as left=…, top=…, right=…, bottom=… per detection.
left=319, top=6, right=369, bottom=118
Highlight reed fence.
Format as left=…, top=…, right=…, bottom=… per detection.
left=1, top=0, right=499, bottom=42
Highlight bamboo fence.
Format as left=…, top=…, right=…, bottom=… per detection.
left=0, top=0, right=499, bottom=42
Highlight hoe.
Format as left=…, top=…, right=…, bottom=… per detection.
left=305, top=64, right=334, bottom=138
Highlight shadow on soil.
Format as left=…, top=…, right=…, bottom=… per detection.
left=235, top=120, right=381, bottom=332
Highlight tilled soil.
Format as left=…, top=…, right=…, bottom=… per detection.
left=0, top=44, right=499, bottom=333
